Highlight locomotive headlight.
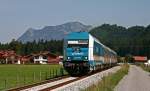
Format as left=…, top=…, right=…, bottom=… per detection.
left=85, top=57, right=88, bottom=60
left=67, top=57, right=70, bottom=59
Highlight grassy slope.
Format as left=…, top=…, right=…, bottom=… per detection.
left=85, top=64, right=129, bottom=91
left=0, top=64, right=66, bottom=90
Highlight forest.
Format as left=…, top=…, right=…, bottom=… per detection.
left=90, top=24, right=150, bottom=58
left=0, top=40, right=63, bottom=55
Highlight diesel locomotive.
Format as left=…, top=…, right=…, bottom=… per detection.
left=63, top=32, right=117, bottom=75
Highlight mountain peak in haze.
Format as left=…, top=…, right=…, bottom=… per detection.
left=17, top=22, right=92, bottom=43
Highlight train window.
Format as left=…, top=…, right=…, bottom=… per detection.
left=100, top=48, right=103, bottom=55
left=67, top=44, right=88, bottom=48
left=96, top=47, right=99, bottom=53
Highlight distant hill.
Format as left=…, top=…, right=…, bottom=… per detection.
left=18, top=22, right=92, bottom=43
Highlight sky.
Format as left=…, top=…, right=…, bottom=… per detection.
left=0, top=0, right=150, bottom=43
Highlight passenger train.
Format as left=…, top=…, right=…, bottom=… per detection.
left=63, top=32, right=117, bottom=75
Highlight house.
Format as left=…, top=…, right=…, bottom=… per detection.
left=32, top=51, right=60, bottom=64
left=17, top=55, right=32, bottom=64
left=0, top=52, right=3, bottom=58
left=0, top=50, right=18, bottom=64
left=144, top=59, right=150, bottom=66
left=133, top=56, right=147, bottom=63
left=0, top=50, right=61, bottom=64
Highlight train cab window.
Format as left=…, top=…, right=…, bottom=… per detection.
left=67, top=40, right=88, bottom=48
left=67, top=44, right=88, bottom=48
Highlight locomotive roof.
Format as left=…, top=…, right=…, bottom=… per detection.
left=65, top=32, right=89, bottom=40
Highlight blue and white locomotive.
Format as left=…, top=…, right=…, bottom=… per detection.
left=63, top=32, right=117, bottom=75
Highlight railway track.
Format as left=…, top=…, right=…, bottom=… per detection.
left=8, top=75, right=70, bottom=91
left=9, top=74, right=87, bottom=91
left=21, top=77, right=78, bottom=91
left=39, top=68, right=110, bottom=91
left=8, top=66, right=119, bottom=91
left=40, top=76, right=85, bottom=91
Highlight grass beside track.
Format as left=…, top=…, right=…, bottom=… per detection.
left=84, top=64, right=129, bottom=91
left=139, top=64, right=150, bottom=72
left=0, top=64, right=67, bottom=90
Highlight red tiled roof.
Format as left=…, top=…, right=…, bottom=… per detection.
left=133, top=56, right=147, bottom=62
left=0, top=50, right=17, bottom=58
left=32, top=51, right=57, bottom=57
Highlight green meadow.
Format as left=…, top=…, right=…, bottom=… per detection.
left=0, top=64, right=67, bottom=90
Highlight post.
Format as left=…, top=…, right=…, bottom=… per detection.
left=40, top=71, right=42, bottom=81
left=49, top=70, right=51, bottom=78
left=45, top=71, right=47, bottom=80
left=17, top=73, right=19, bottom=86
left=4, top=79, right=7, bottom=89
left=53, top=69, right=54, bottom=78
left=60, top=68, right=64, bottom=76
left=23, top=75, right=25, bottom=85
left=33, top=72, right=36, bottom=82
left=56, top=69, right=57, bottom=77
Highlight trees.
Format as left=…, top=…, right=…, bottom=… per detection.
left=0, top=40, right=63, bottom=56
left=90, top=24, right=150, bottom=58
left=125, top=55, right=134, bottom=63
left=9, top=39, right=22, bottom=54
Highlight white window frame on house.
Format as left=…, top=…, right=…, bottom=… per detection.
left=34, top=55, right=48, bottom=64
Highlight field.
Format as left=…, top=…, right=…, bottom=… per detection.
left=0, top=64, right=67, bottom=90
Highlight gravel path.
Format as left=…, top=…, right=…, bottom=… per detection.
left=115, top=65, right=150, bottom=91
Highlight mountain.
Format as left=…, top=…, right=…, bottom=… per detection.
left=18, top=22, right=92, bottom=43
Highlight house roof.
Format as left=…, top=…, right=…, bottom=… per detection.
left=133, top=56, right=147, bottom=62
left=0, top=50, right=17, bottom=58
left=31, top=51, right=58, bottom=57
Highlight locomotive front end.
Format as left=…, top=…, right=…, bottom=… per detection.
left=63, top=32, right=90, bottom=75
